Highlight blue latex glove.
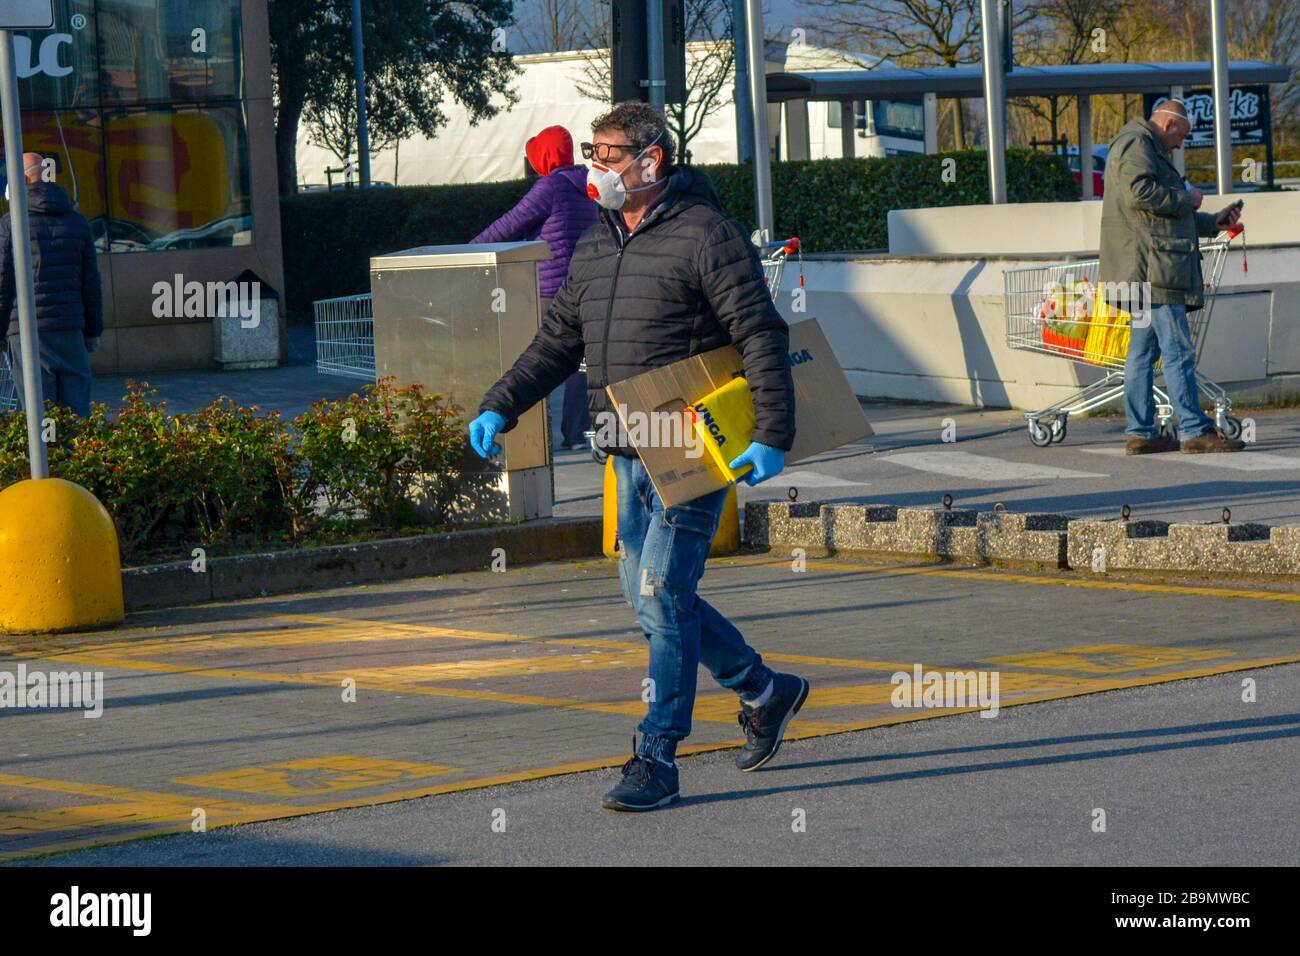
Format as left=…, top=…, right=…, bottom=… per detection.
left=468, top=411, right=506, bottom=458
left=728, top=441, right=785, bottom=487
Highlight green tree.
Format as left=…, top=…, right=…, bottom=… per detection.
left=269, top=0, right=521, bottom=194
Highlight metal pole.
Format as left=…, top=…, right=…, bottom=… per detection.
left=0, top=30, right=48, bottom=480
left=998, top=0, right=1012, bottom=137
left=744, top=0, right=773, bottom=236
left=1210, top=0, right=1233, bottom=194
left=351, top=0, right=371, bottom=188
left=840, top=99, right=855, bottom=158
left=1079, top=95, right=1093, bottom=199
left=732, top=0, right=753, bottom=163
left=980, top=0, right=1007, bottom=203
left=646, top=0, right=666, bottom=110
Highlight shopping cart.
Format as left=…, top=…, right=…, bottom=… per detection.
left=756, top=234, right=804, bottom=298
left=0, top=351, right=18, bottom=413
left=313, top=292, right=376, bottom=381
left=582, top=233, right=803, bottom=462
left=1003, top=225, right=1243, bottom=447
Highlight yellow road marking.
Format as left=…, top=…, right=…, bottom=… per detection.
left=173, top=756, right=460, bottom=797
left=312, top=652, right=643, bottom=683
left=717, top=554, right=1300, bottom=603
left=988, top=643, right=1232, bottom=674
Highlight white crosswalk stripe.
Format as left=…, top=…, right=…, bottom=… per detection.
left=773, top=470, right=867, bottom=488
left=882, top=450, right=1108, bottom=481
left=1080, top=447, right=1300, bottom=471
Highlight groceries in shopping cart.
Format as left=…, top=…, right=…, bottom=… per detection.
left=688, top=375, right=756, bottom=482
left=1034, top=277, right=1094, bottom=359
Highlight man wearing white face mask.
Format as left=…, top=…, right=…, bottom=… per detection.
left=469, top=101, right=807, bottom=811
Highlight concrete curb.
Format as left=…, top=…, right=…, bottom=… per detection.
left=122, top=517, right=602, bottom=611
left=743, top=501, right=1300, bottom=578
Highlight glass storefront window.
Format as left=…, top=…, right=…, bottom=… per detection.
left=8, top=2, right=254, bottom=253
left=0, top=109, right=108, bottom=241
left=97, top=0, right=243, bottom=105
left=104, top=104, right=252, bottom=251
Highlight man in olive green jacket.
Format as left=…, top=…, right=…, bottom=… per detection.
left=1099, top=98, right=1244, bottom=455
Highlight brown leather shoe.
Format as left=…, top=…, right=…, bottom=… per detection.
left=1125, top=434, right=1180, bottom=455
left=1180, top=431, right=1246, bottom=453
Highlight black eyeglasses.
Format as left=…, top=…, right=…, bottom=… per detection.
left=580, top=141, right=642, bottom=163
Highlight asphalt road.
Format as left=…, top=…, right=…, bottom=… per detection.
left=19, top=663, right=1298, bottom=866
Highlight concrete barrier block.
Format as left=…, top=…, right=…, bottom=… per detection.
left=825, top=503, right=900, bottom=552
left=896, top=508, right=981, bottom=560
left=1269, top=526, right=1300, bottom=575
left=743, top=501, right=828, bottom=550
left=1067, top=519, right=1171, bottom=571
left=1163, top=522, right=1274, bottom=575
left=978, top=512, right=1070, bottom=568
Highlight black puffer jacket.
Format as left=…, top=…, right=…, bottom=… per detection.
left=0, top=182, right=103, bottom=339
left=480, top=165, right=795, bottom=457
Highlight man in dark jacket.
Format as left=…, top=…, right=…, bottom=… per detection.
left=0, top=152, right=101, bottom=418
left=472, top=126, right=597, bottom=448
left=467, top=102, right=809, bottom=811
left=1100, top=100, right=1243, bottom=454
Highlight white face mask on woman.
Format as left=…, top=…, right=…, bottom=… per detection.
left=585, top=130, right=665, bottom=210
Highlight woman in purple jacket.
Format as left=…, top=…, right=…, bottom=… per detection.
left=472, top=125, right=597, bottom=449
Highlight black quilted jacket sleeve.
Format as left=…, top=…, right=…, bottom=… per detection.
left=696, top=217, right=795, bottom=451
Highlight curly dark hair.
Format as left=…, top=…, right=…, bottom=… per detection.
left=591, top=101, right=676, bottom=168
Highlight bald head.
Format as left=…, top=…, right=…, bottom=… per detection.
left=22, top=152, right=45, bottom=184
left=1150, top=99, right=1191, bottom=151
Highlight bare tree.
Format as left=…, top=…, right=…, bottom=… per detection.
left=575, top=0, right=736, bottom=163
left=1013, top=0, right=1126, bottom=150
left=516, top=0, right=608, bottom=52
left=801, top=0, right=982, bottom=147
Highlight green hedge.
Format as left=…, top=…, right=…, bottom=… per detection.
left=280, top=149, right=1078, bottom=313
left=0, top=379, right=468, bottom=565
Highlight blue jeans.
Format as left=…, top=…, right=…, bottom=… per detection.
left=7, top=331, right=92, bottom=418
left=613, top=454, right=774, bottom=765
left=1123, top=303, right=1214, bottom=439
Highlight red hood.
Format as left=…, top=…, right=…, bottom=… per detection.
left=526, top=126, right=574, bottom=177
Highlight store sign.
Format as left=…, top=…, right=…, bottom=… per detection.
left=13, top=33, right=73, bottom=77
left=1145, top=87, right=1270, bottom=149
left=0, top=1, right=54, bottom=30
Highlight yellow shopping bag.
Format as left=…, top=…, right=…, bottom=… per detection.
left=690, top=376, right=756, bottom=483
left=1085, top=290, right=1135, bottom=366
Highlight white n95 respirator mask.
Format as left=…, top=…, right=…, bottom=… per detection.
left=585, top=131, right=665, bottom=210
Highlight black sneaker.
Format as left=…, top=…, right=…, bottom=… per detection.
left=601, top=743, right=680, bottom=811
left=736, top=673, right=810, bottom=772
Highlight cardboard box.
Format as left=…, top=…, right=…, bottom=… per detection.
left=606, top=319, right=873, bottom=508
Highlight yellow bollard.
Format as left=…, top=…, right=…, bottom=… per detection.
left=0, top=478, right=124, bottom=633
left=602, top=456, right=740, bottom=558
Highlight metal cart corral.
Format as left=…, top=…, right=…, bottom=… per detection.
left=313, top=292, right=376, bottom=382
left=0, top=352, right=17, bottom=413
left=1003, top=226, right=1243, bottom=447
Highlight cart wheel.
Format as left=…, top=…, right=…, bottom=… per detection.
left=591, top=447, right=608, bottom=465
left=1050, top=415, right=1068, bottom=444
left=1028, top=419, right=1053, bottom=447
left=1158, top=422, right=1176, bottom=442
left=1220, top=416, right=1242, bottom=440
